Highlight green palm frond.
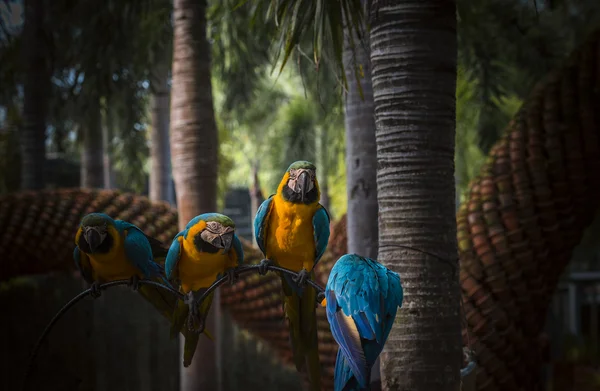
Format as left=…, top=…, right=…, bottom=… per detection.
left=248, top=0, right=366, bottom=92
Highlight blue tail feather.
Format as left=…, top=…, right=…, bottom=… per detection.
left=334, top=349, right=371, bottom=391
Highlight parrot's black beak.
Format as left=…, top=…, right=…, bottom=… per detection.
left=298, top=171, right=310, bottom=203
left=85, top=227, right=103, bottom=253
left=206, top=230, right=234, bottom=254
left=220, top=232, right=234, bottom=255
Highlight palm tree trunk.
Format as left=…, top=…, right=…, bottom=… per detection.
left=101, top=100, right=115, bottom=189
left=249, top=162, right=264, bottom=247
left=343, top=2, right=378, bottom=260
left=150, top=66, right=172, bottom=203
left=369, top=1, right=462, bottom=390
left=20, top=0, right=47, bottom=190
left=171, top=0, right=220, bottom=390
left=343, top=4, right=380, bottom=387
left=80, top=98, right=104, bottom=189
left=316, top=126, right=331, bottom=213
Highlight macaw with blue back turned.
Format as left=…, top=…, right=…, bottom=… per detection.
left=254, top=160, right=331, bottom=391
left=165, top=212, right=244, bottom=367
left=73, top=213, right=175, bottom=318
left=322, top=254, right=403, bottom=391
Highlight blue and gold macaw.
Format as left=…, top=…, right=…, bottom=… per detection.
left=254, top=160, right=331, bottom=390
left=322, top=254, right=403, bottom=391
left=73, top=213, right=174, bottom=317
left=165, top=212, right=244, bottom=367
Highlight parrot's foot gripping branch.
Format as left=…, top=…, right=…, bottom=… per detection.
left=292, top=268, right=310, bottom=288
left=257, top=259, right=273, bottom=275
left=224, top=268, right=239, bottom=286
left=90, top=281, right=102, bottom=298
left=127, top=275, right=141, bottom=291
left=184, top=292, right=205, bottom=333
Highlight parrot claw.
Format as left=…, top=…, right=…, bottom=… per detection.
left=292, top=268, right=310, bottom=288
left=127, top=275, right=141, bottom=292
left=89, top=281, right=102, bottom=299
left=258, top=259, right=273, bottom=275
left=224, top=268, right=239, bottom=286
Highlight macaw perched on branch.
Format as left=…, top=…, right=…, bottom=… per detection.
left=322, top=254, right=404, bottom=391
left=254, top=160, right=331, bottom=391
left=165, top=213, right=244, bottom=367
left=73, top=213, right=175, bottom=317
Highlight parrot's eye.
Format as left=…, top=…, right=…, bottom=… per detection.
left=289, top=169, right=298, bottom=179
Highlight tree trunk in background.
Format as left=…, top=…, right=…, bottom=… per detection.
left=316, top=126, right=331, bottom=213
left=20, top=0, right=47, bottom=190
left=369, top=1, right=462, bottom=390
left=342, top=2, right=380, bottom=387
left=343, top=1, right=378, bottom=260
left=101, top=102, right=115, bottom=189
left=249, top=162, right=264, bottom=247
left=170, top=0, right=220, bottom=390
left=80, top=98, right=104, bottom=188
left=150, top=66, right=172, bottom=203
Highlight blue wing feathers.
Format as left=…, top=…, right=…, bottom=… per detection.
left=165, top=231, right=184, bottom=279
left=327, top=294, right=368, bottom=387
left=122, top=226, right=162, bottom=278
left=327, top=254, right=404, bottom=391
left=253, top=196, right=274, bottom=256
left=334, top=349, right=368, bottom=391
left=312, top=205, right=330, bottom=264
left=232, top=234, right=244, bottom=266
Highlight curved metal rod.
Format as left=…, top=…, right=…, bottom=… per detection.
left=22, top=263, right=322, bottom=390
left=193, top=263, right=325, bottom=306
left=22, top=279, right=183, bottom=391
left=23, top=260, right=473, bottom=387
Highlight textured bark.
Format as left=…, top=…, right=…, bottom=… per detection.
left=343, top=0, right=378, bottom=260
left=20, top=0, right=47, bottom=190
left=369, top=1, right=462, bottom=390
left=249, top=163, right=264, bottom=247
left=80, top=99, right=105, bottom=189
left=101, top=111, right=115, bottom=189
left=316, top=127, right=331, bottom=214
left=342, top=1, right=380, bottom=385
left=170, top=0, right=220, bottom=389
left=150, top=66, right=172, bottom=203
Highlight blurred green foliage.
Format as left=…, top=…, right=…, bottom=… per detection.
left=455, top=66, right=522, bottom=201
left=1, top=0, right=600, bottom=218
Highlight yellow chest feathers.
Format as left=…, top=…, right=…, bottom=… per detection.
left=177, top=226, right=234, bottom=292
left=86, top=227, right=141, bottom=281
left=265, top=196, right=318, bottom=269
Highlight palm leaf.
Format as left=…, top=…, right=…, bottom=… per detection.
left=251, top=0, right=366, bottom=92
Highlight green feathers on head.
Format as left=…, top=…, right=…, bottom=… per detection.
left=198, top=213, right=235, bottom=228
left=80, top=213, right=115, bottom=227
left=287, top=160, right=316, bottom=172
